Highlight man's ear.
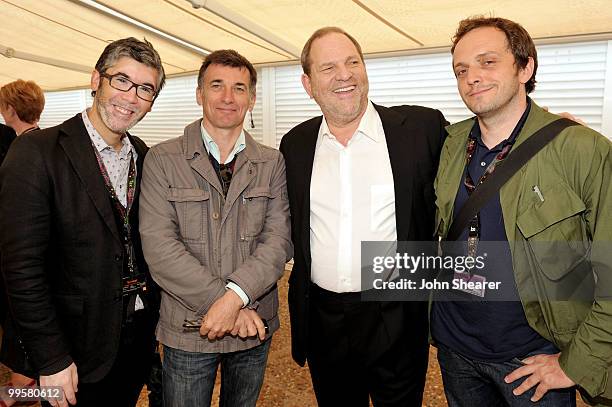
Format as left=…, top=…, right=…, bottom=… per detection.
left=91, top=70, right=101, bottom=93
left=518, top=57, right=535, bottom=85
left=249, top=92, right=256, bottom=111
left=6, top=104, right=17, bottom=120
left=301, top=73, right=314, bottom=98
left=196, top=87, right=203, bottom=106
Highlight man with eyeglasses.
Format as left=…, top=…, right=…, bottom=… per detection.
left=139, top=49, right=292, bottom=407
left=0, top=37, right=164, bottom=407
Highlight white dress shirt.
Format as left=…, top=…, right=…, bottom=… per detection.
left=310, top=101, right=397, bottom=292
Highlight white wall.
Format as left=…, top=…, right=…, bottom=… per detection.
left=38, top=40, right=612, bottom=145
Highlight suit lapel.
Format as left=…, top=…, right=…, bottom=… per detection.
left=182, top=121, right=224, bottom=196
left=374, top=104, right=415, bottom=241
left=293, top=117, right=321, bottom=266
left=58, top=114, right=121, bottom=244
left=128, top=134, right=147, bottom=227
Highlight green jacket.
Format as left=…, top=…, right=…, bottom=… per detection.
left=434, top=102, right=612, bottom=404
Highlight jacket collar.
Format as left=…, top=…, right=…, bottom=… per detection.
left=181, top=118, right=267, bottom=200
left=436, top=100, right=558, bottom=238
left=57, top=114, right=123, bottom=244
left=445, top=100, right=553, bottom=143
left=182, top=118, right=263, bottom=162
left=373, top=103, right=415, bottom=241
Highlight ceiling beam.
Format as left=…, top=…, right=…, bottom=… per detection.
left=186, top=0, right=301, bottom=58
left=166, top=0, right=292, bottom=59
left=70, top=0, right=211, bottom=57
left=0, top=45, right=92, bottom=74
left=352, top=0, right=424, bottom=46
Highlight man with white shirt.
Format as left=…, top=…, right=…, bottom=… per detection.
left=0, top=38, right=164, bottom=407
left=280, top=27, right=447, bottom=406
left=139, top=49, right=292, bottom=407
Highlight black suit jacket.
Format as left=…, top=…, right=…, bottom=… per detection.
left=0, top=123, right=17, bottom=332
left=279, top=103, right=447, bottom=365
left=0, top=123, right=16, bottom=168
left=0, top=114, right=159, bottom=381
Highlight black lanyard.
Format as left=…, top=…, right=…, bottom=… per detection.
left=462, top=133, right=514, bottom=258
left=91, top=143, right=137, bottom=275
left=460, top=99, right=532, bottom=257
left=91, top=145, right=136, bottom=224
left=461, top=99, right=533, bottom=262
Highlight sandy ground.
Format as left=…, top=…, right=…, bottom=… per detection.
left=1, top=272, right=587, bottom=406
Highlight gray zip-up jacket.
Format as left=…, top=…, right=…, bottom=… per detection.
left=139, top=119, right=292, bottom=353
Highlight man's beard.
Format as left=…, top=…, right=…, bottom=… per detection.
left=96, top=95, right=143, bottom=134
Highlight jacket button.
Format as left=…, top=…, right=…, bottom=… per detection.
left=212, top=212, right=219, bottom=220
left=115, top=254, right=121, bottom=261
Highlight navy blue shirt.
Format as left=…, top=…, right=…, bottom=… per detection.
left=431, top=99, right=552, bottom=361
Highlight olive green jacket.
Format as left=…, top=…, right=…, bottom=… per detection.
left=434, top=102, right=612, bottom=404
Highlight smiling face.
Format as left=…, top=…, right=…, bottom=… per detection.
left=197, top=63, right=255, bottom=137
left=90, top=56, right=158, bottom=137
left=452, top=26, right=533, bottom=119
left=301, top=32, right=369, bottom=128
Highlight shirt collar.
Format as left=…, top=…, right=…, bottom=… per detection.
left=471, top=97, right=532, bottom=152
left=200, top=121, right=246, bottom=164
left=81, top=109, right=133, bottom=158
left=320, top=100, right=381, bottom=143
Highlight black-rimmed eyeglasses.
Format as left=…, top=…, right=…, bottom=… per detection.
left=100, top=73, right=157, bottom=102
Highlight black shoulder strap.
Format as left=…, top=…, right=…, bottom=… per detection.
left=446, top=118, right=577, bottom=241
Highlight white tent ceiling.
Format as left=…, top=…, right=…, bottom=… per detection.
left=2, top=0, right=612, bottom=91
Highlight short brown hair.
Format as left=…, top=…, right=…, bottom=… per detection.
left=0, top=80, right=45, bottom=123
left=92, top=37, right=166, bottom=98
left=301, top=27, right=364, bottom=76
left=451, top=16, right=538, bottom=93
left=197, top=50, right=257, bottom=95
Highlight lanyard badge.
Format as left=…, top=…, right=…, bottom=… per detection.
left=453, top=132, right=513, bottom=298
left=122, top=273, right=147, bottom=296
left=91, top=143, right=146, bottom=297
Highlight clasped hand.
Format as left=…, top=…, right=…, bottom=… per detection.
left=199, top=290, right=266, bottom=341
